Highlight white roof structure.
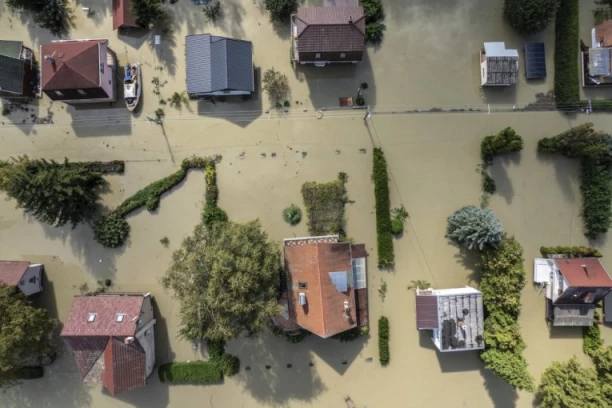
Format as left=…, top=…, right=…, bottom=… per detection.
left=484, top=42, right=519, bottom=58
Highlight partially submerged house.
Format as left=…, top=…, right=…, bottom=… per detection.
left=479, top=42, right=519, bottom=86
left=61, top=293, right=156, bottom=396
left=291, top=6, right=365, bottom=66
left=583, top=20, right=612, bottom=86
left=415, top=286, right=485, bottom=352
left=185, top=34, right=254, bottom=97
left=40, top=39, right=116, bottom=103
left=274, top=235, right=368, bottom=338
left=0, top=40, right=35, bottom=98
left=0, top=260, right=43, bottom=296
left=534, top=257, right=612, bottom=326
left=112, top=0, right=139, bottom=30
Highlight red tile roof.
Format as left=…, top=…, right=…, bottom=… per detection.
left=103, top=337, right=146, bottom=396
left=296, top=6, right=365, bottom=53
left=415, top=293, right=439, bottom=329
left=0, top=260, right=30, bottom=286
left=40, top=40, right=105, bottom=91
left=555, top=258, right=612, bottom=288
left=61, top=294, right=144, bottom=337
left=595, top=20, right=612, bottom=47
left=113, top=0, right=139, bottom=30
left=284, top=242, right=357, bottom=338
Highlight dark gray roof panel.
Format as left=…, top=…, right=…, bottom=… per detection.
left=186, top=34, right=253, bottom=94
left=0, top=54, right=24, bottom=94
left=524, top=42, right=546, bottom=79
left=0, top=40, right=23, bottom=59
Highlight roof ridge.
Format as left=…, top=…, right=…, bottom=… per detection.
left=315, top=243, right=326, bottom=336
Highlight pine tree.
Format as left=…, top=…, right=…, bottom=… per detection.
left=0, top=157, right=105, bottom=228
left=446, top=205, right=504, bottom=250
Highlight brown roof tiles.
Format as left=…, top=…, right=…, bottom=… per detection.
left=284, top=241, right=357, bottom=338
left=113, top=0, right=139, bottom=30
left=40, top=40, right=105, bottom=91
left=595, top=20, right=612, bottom=47
left=0, top=260, right=30, bottom=287
left=296, top=6, right=365, bottom=53
left=415, top=294, right=439, bottom=329
left=555, top=258, right=612, bottom=288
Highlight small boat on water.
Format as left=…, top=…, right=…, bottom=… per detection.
left=124, top=63, right=141, bottom=112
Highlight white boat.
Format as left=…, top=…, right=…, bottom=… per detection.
left=124, top=63, right=141, bottom=112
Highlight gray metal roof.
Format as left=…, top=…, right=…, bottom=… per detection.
left=589, top=47, right=611, bottom=77
left=186, top=34, right=253, bottom=94
left=552, top=304, right=595, bottom=326
left=0, top=40, right=23, bottom=59
left=438, top=292, right=484, bottom=351
left=0, top=54, right=24, bottom=94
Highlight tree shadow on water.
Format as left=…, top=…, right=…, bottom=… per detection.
left=489, top=152, right=521, bottom=205
left=229, top=330, right=326, bottom=406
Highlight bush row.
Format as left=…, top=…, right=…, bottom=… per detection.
left=360, top=0, right=386, bottom=44
left=74, top=160, right=125, bottom=174
left=373, top=148, right=394, bottom=268
left=158, top=361, right=223, bottom=383
left=580, top=159, right=612, bottom=239
left=378, top=316, right=389, bottom=366
left=554, top=0, right=580, bottom=107
left=202, top=161, right=228, bottom=227
left=540, top=246, right=603, bottom=258
left=583, top=314, right=603, bottom=357
left=479, top=237, right=535, bottom=391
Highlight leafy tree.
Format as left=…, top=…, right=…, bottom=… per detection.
left=7, top=0, right=72, bottom=36
left=263, top=0, right=298, bottom=23
left=481, top=127, right=524, bottom=160
left=93, top=214, right=130, bottom=248
left=536, top=357, right=604, bottom=408
left=0, top=284, right=55, bottom=387
left=360, top=0, right=384, bottom=23
left=504, top=0, right=559, bottom=35
left=538, top=123, right=612, bottom=159
left=0, top=156, right=106, bottom=228
left=592, top=346, right=612, bottom=401
left=130, top=0, right=164, bottom=28
left=202, top=1, right=221, bottom=22
left=446, top=206, right=504, bottom=250
left=262, top=68, right=290, bottom=104
left=283, top=205, right=302, bottom=225
left=162, top=220, right=281, bottom=341
left=480, top=349, right=534, bottom=392
left=484, top=312, right=526, bottom=353
left=365, top=21, right=386, bottom=45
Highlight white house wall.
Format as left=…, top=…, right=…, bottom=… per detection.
left=17, top=264, right=43, bottom=296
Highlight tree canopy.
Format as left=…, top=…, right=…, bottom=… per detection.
left=504, top=0, right=559, bottom=35
left=263, top=0, right=298, bottom=23
left=0, top=285, right=55, bottom=387
left=536, top=357, right=606, bottom=408
left=7, top=0, right=72, bottom=36
left=262, top=68, right=290, bottom=104
left=162, top=220, right=281, bottom=341
left=130, top=0, right=164, bottom=28
left=0, top=157, right=105, bottom=228
left=446, top=205, right=504, bottom=250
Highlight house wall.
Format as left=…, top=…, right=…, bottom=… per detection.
left=298, top=51, right=362, bottom=64
left=17, top=264, right=43, bottom=296
left=138, top=295, right=155, bottom=328
left=136, top=295, right=156, bottom=378
left=98, top=42, right=115, bottom=101
left=43, top=87, right=109, bottom=102
left=556, top=286, right=612, bottom=305
left=480, top=59, right=487, bottom=86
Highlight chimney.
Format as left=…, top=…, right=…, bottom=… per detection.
left=582, top=265, right=589, bottom=278
left=124, top=336, right=135, bottom=345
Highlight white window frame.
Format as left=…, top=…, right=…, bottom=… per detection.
left=54, top=90, right=64, bottom=97
left=77, top=89, right=86, bottom=96
left=315, top=53, right=321, bottom=59
left=340, top=52, right=346, bottom=59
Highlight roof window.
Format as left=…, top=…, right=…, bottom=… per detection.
left=116, top=314, right=125, bottom=322
left=87, top=313, right=96, bottom=322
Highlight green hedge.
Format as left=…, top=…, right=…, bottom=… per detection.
left=581, top=159, right=612, bottom=239
left=373, top=148, right=394, bottom=268
left=378, top=316, right=389, bottom=366
left=540, top=246, right=603, bottom=258
left=554, top=0, right=580, bottom=108
left=481, top=127, right=524, bottom=160
left=583, top=322, right=603, bottom=357
left=158, top=361, right=223, bottom=383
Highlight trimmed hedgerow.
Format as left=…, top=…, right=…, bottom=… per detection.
left=554, top=0, right=580, bottom=108
left=581, top=159, right=612, bottom=239
left=540, top=246, right=603, bottom=258
left=583, top=315, right=603, bottom=358
left=378, top=316, right=389, bottom=366
left=158, top=361, right=223, bottom=383
left=373, top=148, right=394, bottom=268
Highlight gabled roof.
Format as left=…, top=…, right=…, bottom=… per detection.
left=284, top=239, right=357, bottom=338
left=112, top=0, right=139, bottom=30
left=61, top=294, right=144, bottom=337
left=0, top=261, right=30, bottom=286
left=103, top=337, right=146, bottom=396
left=186, top=34, right=254, bottom=94
left=40, top=40, right=105, bottom=91
left=555, top=258, right=612, bottom=288
left=595, top=20, right=612, bottom=47
left=296, top=6, right=365, bottom=53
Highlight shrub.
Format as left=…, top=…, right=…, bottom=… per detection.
left=583, top=321, right=603, bottom=357
left=263, top=0, right=298, bottom=23
left=373, top=149, right=394, bottom=267
left=482, top=172, right=497, bottom=194
left=332, top=327, right=369, bottom=342
left=360, top=0, right=384, bottom=23
left=202, top=205, right=228, bottom=227
left=537, top=123, right=611, bottom=159
left=446, top=206, right=504, bottom=251
left=202, top=1, right=221, bottom=22
left=503, top=0, right=558, bottom=35
left=158, top=361, right=223, bottom=383
left=355, top=96, right=365, bottom=106
left=365, top=22, right=386, bottom=45
left=484, top=312, right=526, bottom=353
left=213, top=353, right=240, bottom=377
left=554, top=0, right=580, bottom=108
left=206, top=184, right=219, bottom=206
left=93, top=214, right=130, bottom=248
left=390, top=205, right=408, bottom=235
left=481, top=127, right=524, bottom=160
left=130, top=0, right=163, bottom=28
left=480, top=349, right=535, bottom=392
left=263, top=68, right=290, bottom=104
left=116, top=168, right=187, bottom=216
left=207, top=339, right=226, bottom=359
left=540, top=246, right=603, bottom=257
left=283, top=205, right=302, bottom=225
left=378, top=316, right=389, bottom=366
left=580, top=159, right=612, bottom=239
